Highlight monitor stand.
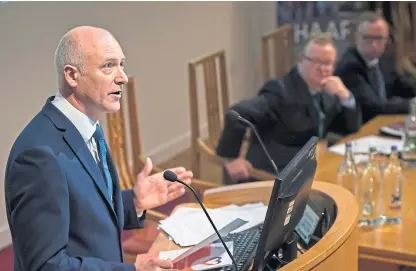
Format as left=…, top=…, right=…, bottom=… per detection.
left=263, top=232, right=299, bottom=271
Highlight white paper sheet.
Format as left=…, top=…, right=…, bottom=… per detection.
left=328, top=135, right=403, bottom=155
left=158, top=203, right=267, bottom=247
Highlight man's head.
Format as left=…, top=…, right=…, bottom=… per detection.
left=54, top=26, right=128, bottom=122
left=298, top=33, right=337, bottom=91
left=355, top=12, right=389, bottom=61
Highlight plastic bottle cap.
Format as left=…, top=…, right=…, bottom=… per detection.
left=369, top=146, right=377, bottom=152
left=391, top=145, right=398, bottom=151
left=345, top=142, right=352, bottom=148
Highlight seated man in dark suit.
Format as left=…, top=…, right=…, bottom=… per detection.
left=216, top=34, right=361, bottom=183
left=335, top=11, right=416, bottom=124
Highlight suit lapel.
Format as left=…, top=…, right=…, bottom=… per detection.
left=42, top=98, right=119, bottom=227
left=288, top=68, right=320, bottom=132
left=105, top=143, right=124, bottom=228
left=351, top=47, right=372, bottom=83
left=320, top=93, right=333, bottom=115
left=63, top=130, right=117, bottom=214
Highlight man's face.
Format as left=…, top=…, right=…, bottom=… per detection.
left=357, top=19, right=389, bottom=61
left=68, top=33, right=128, bottom=119
left=299, top=42, right=336, bottom=90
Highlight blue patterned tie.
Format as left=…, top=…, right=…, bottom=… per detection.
left=369, top=64, right=387, bottom=102
left=93, top=125, right=114, bottom=205
left=312, top=93, right=326, bottom=139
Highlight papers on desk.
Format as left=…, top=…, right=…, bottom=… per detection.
left=158, top=203, right=267, bottom=247
left=328, top=135, right=403, bottom=155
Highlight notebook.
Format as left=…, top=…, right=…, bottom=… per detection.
left=379, top=121, right=405, bottom=138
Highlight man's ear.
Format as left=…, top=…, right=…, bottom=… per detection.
left=63, top=65, right=79, bottom=88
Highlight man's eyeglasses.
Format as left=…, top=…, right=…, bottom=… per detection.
left=360, top=33, right=388, bottom=42
left=302, top=55, right=334, bottom=67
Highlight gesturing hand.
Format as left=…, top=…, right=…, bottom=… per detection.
left=134, top=253, right=174, bottom=271
left=133, top=158, right=193, bottom=212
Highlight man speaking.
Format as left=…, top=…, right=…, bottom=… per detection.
left=4, top=26, right=193, bottom=271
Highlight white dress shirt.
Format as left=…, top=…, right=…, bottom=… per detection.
left=51, top=92, right=143, bottom=217
left=357, top=47, right=379, bottom=68
left=52, top=92, right=100, bottom=162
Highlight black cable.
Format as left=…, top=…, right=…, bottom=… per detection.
left=175, top=179, right=239, bottom=271
left=276, top=257, right=288, bottom=265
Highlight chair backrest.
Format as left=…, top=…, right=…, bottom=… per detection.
left=261, top=24, right=294, bottom=81
left=106, top=77, right=146, bottom=190
left=188, top=50, right=230, bottom=177
left=391, top=2, right=416, bottom=70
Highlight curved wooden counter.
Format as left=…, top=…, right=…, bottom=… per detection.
left=314, top=115, right=416, bottom=267
left=149, top=181, right=359, bottom=271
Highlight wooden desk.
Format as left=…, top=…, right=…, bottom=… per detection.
left=149, top=182, right=359, bottom=271
left=316, top=115, right=416, bottom=267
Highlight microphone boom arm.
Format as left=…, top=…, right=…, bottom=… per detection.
left=175, top=179, right=239, bottom=271
left=238, top=117, right=279, bottom=175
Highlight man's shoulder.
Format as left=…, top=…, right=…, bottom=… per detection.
left=8, top=110, right=60, bottom=163
left=259, top=68, right=297, bottom=94
left=335, top=47, right=367, bottom=77
left=337, top=47, right=363, bottom=68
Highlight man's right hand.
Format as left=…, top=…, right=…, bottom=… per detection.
left=224, top=157, right=253, bottom=182
left=134, top=253, right=174, bottom=271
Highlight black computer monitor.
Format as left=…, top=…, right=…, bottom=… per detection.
left=251, top=136, right=319, bottom=271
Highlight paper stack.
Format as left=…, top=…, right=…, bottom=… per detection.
left=329, top=135, right=403, bottom=155
left=158, top=203, right=267, bottom=247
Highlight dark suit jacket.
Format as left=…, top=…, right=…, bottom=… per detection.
left=216, top=67, right=361, bottom=174
left=335, top=46, right=416, bottom=124
left=5, top=97, right=144, bottom=271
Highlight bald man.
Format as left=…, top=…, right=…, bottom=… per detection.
left=335, top=12, right=416, bottom=124
left=5, top=26, right=193, bottom=271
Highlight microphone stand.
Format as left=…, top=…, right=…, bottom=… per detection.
left=175, top=178, right=239, bottom=271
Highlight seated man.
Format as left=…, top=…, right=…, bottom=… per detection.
left=335, top=11, right=416, bottom=124
left=216, top=34, right=361, bottom=184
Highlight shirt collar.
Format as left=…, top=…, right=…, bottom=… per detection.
left=357, top=47, right=379, bottom=67
left=296, top=65, right=323, bottom=96
left=51, top=92, right=98, bottom=143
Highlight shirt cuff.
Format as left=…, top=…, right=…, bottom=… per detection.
left=340, top=92, right=356, bottom=108
left=137, top=210, right=144, bottom=218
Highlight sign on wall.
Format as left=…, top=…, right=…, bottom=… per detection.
left=277, top=1, right=370, bottom=56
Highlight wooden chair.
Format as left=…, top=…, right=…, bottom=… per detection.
left=261, top=24, right=294, bottom=81
left=107, top=75, right=221, bottom=207
left=106, top=77, right=166, bottom=221
left=188, top=50, right=275, bottom=184
left=106, top=77, right=220, bottom=259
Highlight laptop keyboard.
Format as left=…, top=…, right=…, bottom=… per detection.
left=213, top=224, right=263, bottom=271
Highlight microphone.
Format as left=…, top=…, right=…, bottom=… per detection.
left=163, top=170, right=239, bottom=271
left=226, top=110, right=279, bottom=176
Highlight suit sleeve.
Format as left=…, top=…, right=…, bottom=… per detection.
left=391, top=71, right=416, bottom=98
left=329, top=92, right=362, bottom=135
left=5, top=147, right=136, bottom=271
left=216, top=80, right=283, bottom=159
left=122, top=189, right=146, bottom=230
left=340, top=71, right=411, bottom=115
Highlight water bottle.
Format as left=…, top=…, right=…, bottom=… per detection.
left=381, top=146, right=403, bottom=224
left=402, top=97, right=416, bottom=162
left=359, top=147, right=383, bottom=226
left=337, top=142, right=359, bottom=197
